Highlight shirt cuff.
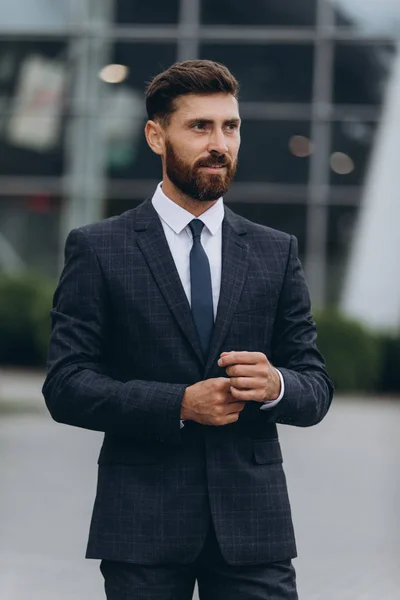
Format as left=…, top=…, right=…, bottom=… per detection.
left=260, top=368, right=284, bottom=410
left=180, top=420, right=185, bottom=428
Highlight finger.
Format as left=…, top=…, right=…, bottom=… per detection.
left=230, top=376, right=259, bottom=390
left=230, top=386, right=266, bottom=402
left=218, top=351, right=267, bottom=368
left=222, top=412, right=242, bottom=425
left=225, top=364, right=257, bottom=377
left=226, top=401, right=246, bottom=413
left=214, top=377, right=233, bottom=390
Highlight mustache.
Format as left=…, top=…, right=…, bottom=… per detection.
left=195, top=156, right=231, bottom=169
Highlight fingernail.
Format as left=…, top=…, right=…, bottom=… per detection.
left=217, top=359, right=222, bottom=366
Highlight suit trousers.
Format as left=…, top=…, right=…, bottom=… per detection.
left=99, top=520, right=298, bottom=600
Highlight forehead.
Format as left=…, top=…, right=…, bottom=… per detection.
left=171, top=93, right=240, bottom=122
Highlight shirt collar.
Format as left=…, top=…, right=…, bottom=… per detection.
left=151, top=182, right=224, bottom=236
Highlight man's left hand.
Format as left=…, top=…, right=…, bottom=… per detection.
left=217, top=351, right=281, bottom=403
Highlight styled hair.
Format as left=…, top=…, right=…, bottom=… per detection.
left=145, top=60, right=239, bottom=123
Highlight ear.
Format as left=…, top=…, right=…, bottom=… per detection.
left=145, top=120, right=165, bottom=156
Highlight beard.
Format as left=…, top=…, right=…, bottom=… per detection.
left=164, top=139, right=237, bottom=202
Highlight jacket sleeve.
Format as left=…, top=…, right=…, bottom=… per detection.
left=42, top=228, right=187, bottom=444
left=268, top=235, right=334, bottom=427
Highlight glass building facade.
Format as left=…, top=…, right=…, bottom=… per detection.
left=0, top=0, right=399, bottom=306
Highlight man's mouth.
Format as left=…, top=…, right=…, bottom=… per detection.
left=198, top=164, right=228, bottom=170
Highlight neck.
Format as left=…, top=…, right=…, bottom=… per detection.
left=161, top=177, right=218, bottom=217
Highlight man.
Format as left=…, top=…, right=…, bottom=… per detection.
left=43, top=60, right=333, bottom=599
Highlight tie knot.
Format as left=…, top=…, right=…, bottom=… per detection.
left=189, top=219, right=205, bottom=240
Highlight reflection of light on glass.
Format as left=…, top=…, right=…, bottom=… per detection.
left=330, top=152, right=355, bottom=175
left=7, top=55, right=65, bottom=151
left=288, top=135, right=313, bottom=157
left=99, top=64, right=129, bottom=84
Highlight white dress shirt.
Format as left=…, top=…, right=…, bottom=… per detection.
left=151, top=183, right=284, bottom=426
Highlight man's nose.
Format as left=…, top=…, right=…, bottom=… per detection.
left=207, top=129, right=228, bottom=155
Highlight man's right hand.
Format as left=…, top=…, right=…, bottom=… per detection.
left=180, top=378, right=245, bottom=426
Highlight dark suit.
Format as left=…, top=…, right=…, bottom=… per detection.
left=43, top=198, right=333, bottom=593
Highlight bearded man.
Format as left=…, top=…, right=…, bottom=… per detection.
left=43, top=60, right=333, bottom=600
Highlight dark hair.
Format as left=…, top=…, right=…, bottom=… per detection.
left=145, top=60, right=239, bottom=123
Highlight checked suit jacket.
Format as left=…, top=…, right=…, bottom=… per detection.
left=43, top=197, right=333, bottom=566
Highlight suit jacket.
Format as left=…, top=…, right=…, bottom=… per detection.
left=43, top=198, right=333, bottom=566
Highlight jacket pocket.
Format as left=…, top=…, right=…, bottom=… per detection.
left=97, top=442, right=161, bottom=465
left=253, top=439, right=283, bottom=465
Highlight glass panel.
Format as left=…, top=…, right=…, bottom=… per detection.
left=333, top=0, right=400, bottom=35
left=227, top=202, right=307, bottom=257
left=106, top=199, right=143, bottom=218
left=0, top=0, right=74, bottom=28
left=0, top=194, right=61, bottom=279
left=237, top=120, right=311, bottom=184
left=114, top=0, right=179, bottom=24
left=100, top=43, right=177, bottom=95
left=201, top=0, right=317, bottom=26
left=105, top=117, right=159, bottom=179
left=327, top=205, right=358, bottom=304
left=0, top=117, right=65, bottom=175
left=200, top=44, right=314, bottom=103
left=333, top=43, right=396, bottom=106
left=101, top=43, right=177, bottom=179
left=0, top=40, right=68, bottom=175
left=330, top=120, right=377, bottom=186
left=0, top=40, right=69, bottom=107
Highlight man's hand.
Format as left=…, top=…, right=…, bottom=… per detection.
left=181, top=378, right=245, bottom=426
left=218, top=351, right=281, bottom=403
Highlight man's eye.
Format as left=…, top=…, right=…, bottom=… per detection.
left=192, top=123, right=206, bottom=130
left=226, top=123, right=238, bottom=130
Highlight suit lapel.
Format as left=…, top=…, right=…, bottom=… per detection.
left=134, top=200, right=204, bottom=365
left=205, top=209, right=249, bottom=377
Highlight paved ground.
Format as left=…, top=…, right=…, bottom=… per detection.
left=0, top=370, right=399, bottom=599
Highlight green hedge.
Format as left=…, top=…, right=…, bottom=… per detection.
left=376, top=335, right=400, bottom=393
left=313, top=309, right=383, bottom=393
left=0, top=273, right=54, bottom=367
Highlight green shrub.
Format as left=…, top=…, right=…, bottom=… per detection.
left=0, top=273, right=54, bottom=367
left=314, top=308, right=382, bottom=393
left=376, top=334, right=400, bottom=393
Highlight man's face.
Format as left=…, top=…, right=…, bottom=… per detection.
left=162, top=93, right=241, bottom=201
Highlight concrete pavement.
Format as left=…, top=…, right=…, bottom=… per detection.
left=0, top=370, right=399, bottom=599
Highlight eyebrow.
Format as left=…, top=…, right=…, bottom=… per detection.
left=185, top=117, right=241, bottom=126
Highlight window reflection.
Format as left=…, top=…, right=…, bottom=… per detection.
left=105, top=117, right=158, bottom=179
left=0, top=41, right=67, bottom=175
left=334, top=43, right=396, bottom=106
left=0, top=194, right=61, bottom=278
left=0, top=41, right=68, bottom=103
left=100, top=43, right=177, bottom=95
left=227, top=202, right=307, bottom=257
left=200, top=44, right=314, bottom=103
left=201, top=0, right=317, bottom=26
left=237, top=120, right=311, bottom=184
left=330, top=121, right=377, bottom=186
left=114, top=0, right=179, bottom=24
left=0, top=117, right=64, bottom=176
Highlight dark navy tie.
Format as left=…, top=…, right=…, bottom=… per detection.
left=189, top=219, right=214, bottom=356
